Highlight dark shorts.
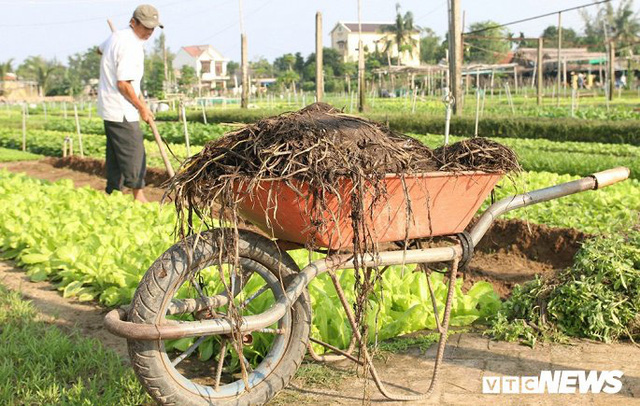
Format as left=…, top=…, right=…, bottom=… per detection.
left=103, top=119, right=146, bottom=193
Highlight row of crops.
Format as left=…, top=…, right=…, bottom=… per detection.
left=1, top=114, right=639, bottom=180
left=0, top=169, right=500, bottom=351
left=7, top=92, right=640, bottom=121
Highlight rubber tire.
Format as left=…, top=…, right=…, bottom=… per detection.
left=127, top=229, right=311, bottom=406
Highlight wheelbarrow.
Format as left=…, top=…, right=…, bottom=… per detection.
left=105, top=166, right=630, bottom=405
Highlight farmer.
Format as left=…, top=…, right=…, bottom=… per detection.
left=97, top=4, right=163, bottom=203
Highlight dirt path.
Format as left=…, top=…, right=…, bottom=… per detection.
left=0, top=159, right=167, bottom=202
left=276, top=333, right=640, bottom=405
left=0, top=260, right=128, bottom=359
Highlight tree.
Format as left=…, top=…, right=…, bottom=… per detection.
left=541, top=26, right=583, bottom=48
left=276, top=70, right=299, bottom=92
left=67, top=46, right=101, bottom=95
left=581, top=0, right=640, bottom=54
left=380, top=3, right=419, bottom=66
left=420, top=28, right=443, bottom=64
left=274, top=53, right=296, bottom=73
left=227, top=61, right=239, bottom=77
left=178, top=65, right=197, bottom=94
left=144, top=33, right=173, bottom=97
left=17, top=56, right=63, bottom=96
left=464, top=21, right=512, bottom=63
left=0, top=59, right=14, bottom=80
left=250, top=57, right=273, bottom=78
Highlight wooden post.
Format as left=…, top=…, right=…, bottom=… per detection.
left=608, top=41, right=615, bottom=101
left=315, top=12, right=324, bottom=102
left=490, top=69, right=495, bottom=98
left=474, top=88, right=480, bottom=136
left=556, top=11, right=562, bottom=106
left=201, top=103, right=207, bottom=124
left=449, top=0, right=462, bottom=115
left=563, top=59, right=567, bottom=97
left=21, top=104, right=26, bottom=152
left=73, top=104, right=84, bottom=157
left=241, top=34, right=249, bottom=109
left=181, top=102, right=191, bottom=156
left=537, top=37, right=543, bottom=106
left=513, top=65, right=518, bottom=95
left=357, top=0, right=365, bottom=112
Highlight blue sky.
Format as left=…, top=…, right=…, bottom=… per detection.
left=0, top=0, right=612, bottom=66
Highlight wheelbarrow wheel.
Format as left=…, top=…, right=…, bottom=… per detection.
left=127, top=229, right=311, bottom=406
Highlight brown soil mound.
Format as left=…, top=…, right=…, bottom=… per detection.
left=49, top=156, right=170, bottom=186
left=474, top=218, right=588, bottom=268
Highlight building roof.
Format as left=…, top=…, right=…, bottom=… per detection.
left=342, top=22, right=393, bottom=33
left=182, top=45, right=210, bottom=58
left=331, top=21, right=418, bottom=34
left=515, top=47, right=606, bottom=63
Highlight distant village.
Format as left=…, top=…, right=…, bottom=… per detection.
left=1, top=9, right=638, bottom=102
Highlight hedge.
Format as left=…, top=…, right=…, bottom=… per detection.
left=156, top=109, right=640, bottom=145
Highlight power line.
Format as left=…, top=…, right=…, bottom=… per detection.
left=0, top=0, right=194, bottom=28
left=463, top=0, right=613, bottom=35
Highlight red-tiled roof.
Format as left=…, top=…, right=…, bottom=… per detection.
left=182, top=45, right=209, bottom=58
left=498, top=51, right=515, bottom=64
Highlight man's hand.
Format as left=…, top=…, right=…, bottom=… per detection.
left=140, top=106, right=155, bottom=124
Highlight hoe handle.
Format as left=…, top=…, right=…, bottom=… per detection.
left=149, top=120, right=176, bottom=178
left=591, top=167, right=630, bottom=189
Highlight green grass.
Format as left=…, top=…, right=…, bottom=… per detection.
left=0, top=147, right=42, bottom=162
left=0, top=283, right=150, bottom=405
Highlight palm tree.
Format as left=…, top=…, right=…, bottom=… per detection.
left=607, top=0, right=640, bottom=56
left=380, top=3, right=419, bottom=66
left=581, top=0, right=640, bottom=54
left=17, top=56, right=61, bottom=96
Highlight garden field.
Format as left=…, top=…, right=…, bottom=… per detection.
left=0, top=98, right=638, bottom=404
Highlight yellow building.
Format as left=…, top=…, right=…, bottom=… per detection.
left=330, top=22, right=421, bottom=67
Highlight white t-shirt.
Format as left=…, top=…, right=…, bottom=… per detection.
left=97, top=28, right=145, bottom=122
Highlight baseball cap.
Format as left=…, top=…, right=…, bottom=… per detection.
left=133, top=4, right=164, bottom=29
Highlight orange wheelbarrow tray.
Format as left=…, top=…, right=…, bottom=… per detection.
left=234, top=171, right=502, bottom=249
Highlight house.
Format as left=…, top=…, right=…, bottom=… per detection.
left=173, top=45, right=230, bottom=92
left=330, top=21, right=421, bottom=66
left=0, top=73, right=39, bottom=101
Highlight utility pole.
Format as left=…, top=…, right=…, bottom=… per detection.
left=357, top=0, right=365, bottom=112
left=556, top=11, right=562, bottom=106
left=608, top=41, right=615, bottom=101
left=448, top=0, right=462, bottom=115
left=537, top=37, right=543, bottom=105
left=239, top=0, right=248, bottom=108
left=315, top=12, right=324, bottom=102
left=162, top=33, right=168, bottom=92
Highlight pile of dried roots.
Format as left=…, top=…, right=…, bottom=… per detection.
left=166, top=102, right=520, bottom=362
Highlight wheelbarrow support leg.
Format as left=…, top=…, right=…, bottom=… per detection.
left=328, top=257, right=459, bottom=401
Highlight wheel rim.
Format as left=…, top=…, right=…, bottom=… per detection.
left=158, top=257, right=292, bottom=398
